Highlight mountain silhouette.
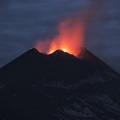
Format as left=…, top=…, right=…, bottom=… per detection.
left=0, top=48, right=120, bottom=120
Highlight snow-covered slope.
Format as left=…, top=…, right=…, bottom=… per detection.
left=0, top=48, right=120, bottom=120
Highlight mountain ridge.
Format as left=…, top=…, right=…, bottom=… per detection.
left=0, top=48, right=120, bottom=120
left=1, top=48, right=119, bottom=76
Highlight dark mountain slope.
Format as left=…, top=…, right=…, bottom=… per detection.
left=0, top=48, right=120, bottom=120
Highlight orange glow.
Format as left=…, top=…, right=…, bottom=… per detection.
left=35, top=16, right=85, bottom=57
left=62, top=48, right=68, bottom=52
left=35, top=0, right=103, bottom=57
left=47, top=17, right=85, bottom=56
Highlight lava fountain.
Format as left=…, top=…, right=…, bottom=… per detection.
left=35, top=16, right=85, bottom=57
left=48, top=17, right=85, bottom=56
left=35, top=0, right=103, bottom=57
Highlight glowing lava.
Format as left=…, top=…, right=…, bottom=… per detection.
left=47, top=17, right=85, bottom=56
left=35, top=16, right=85, bottom=56
left=35, top=0, right=103, bottom=56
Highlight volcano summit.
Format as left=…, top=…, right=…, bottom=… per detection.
left=0, top=48, right=120, bottom=120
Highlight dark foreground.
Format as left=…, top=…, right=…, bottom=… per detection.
left=0, top=48, right=120, bottom=120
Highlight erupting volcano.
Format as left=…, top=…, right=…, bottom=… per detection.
left=35, top=0, right=103, bottom=56
left=48, top=17, right=85, bottom=56
left=35, top=16, right=85, bottom=56
left=0, top=0, right=120, bottom=120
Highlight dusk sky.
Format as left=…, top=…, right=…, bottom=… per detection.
left=0, top=0, right=120, bottom=73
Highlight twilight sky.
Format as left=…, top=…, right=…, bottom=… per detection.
left=0, top=0, right=120, bottom=73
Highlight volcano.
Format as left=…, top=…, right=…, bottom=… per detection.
left=0, top=48, right=120, bottom=120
